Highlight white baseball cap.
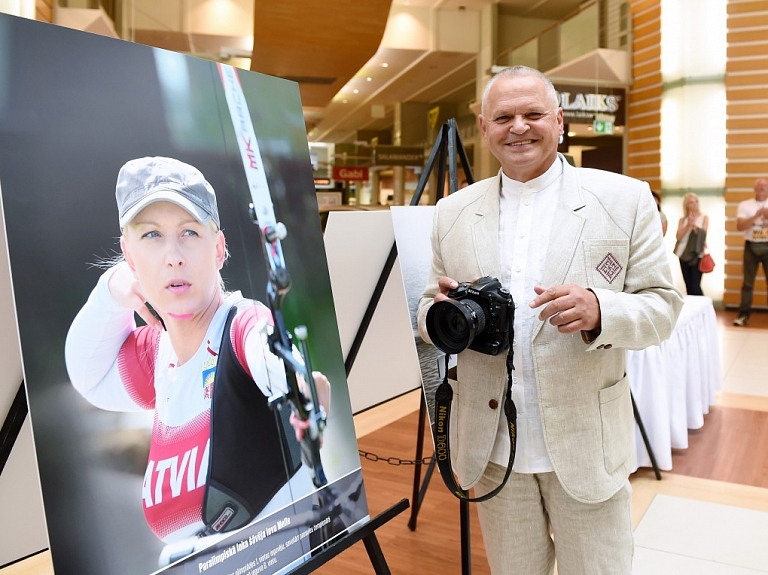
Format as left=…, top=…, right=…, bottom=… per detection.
left=116, top=156, right=220, bottom=229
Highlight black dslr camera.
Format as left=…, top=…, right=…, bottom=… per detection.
left=426, top=276, right=514, bottom=356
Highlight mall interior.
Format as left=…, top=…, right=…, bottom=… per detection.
left=2, top=0, right=768, bottom=574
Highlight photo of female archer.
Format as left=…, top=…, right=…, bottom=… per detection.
left=64, top=156, right=331, bottom=550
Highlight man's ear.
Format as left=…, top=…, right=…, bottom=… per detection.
left=120, top=236, right=137, bottom=274
left=479, top=114, right=487, bottom=139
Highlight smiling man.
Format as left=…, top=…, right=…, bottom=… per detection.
left=418, top=66, right=683, bottom=574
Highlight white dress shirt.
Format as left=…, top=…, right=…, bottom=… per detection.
left=489, top=157, right=563, bottom=473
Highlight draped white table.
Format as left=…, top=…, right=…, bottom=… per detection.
left=627, top=295, right=721, bottom=472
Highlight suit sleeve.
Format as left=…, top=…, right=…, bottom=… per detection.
left=585, top=182, right=684, bottom=351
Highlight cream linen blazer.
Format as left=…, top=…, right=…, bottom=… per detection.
left=418, top=156, right=683, bottom=504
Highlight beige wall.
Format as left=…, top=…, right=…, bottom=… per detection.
left=724, top=0, right=768, bottom=309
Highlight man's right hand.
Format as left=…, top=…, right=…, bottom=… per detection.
left=435, top=276, right=460, bottom=303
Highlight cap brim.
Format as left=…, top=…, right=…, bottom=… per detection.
left=119, top=190, right=212, bottom=229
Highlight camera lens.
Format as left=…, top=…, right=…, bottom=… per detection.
left=426, top=298, right=487, bottom=354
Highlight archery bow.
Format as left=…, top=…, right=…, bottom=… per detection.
left=217, top=63, right=327, bottom=488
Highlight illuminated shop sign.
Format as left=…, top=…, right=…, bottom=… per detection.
left=373, top=146, right=424, bottom=166
left=332, top=165, right=369, bottom=181
left=554, top=84, right=626, bottom=126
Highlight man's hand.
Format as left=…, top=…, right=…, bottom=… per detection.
left=434, top=276, right=460, bottom=303
left=529, top=284, right=601, bottom=335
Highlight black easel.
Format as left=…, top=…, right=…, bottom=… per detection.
left=287, top=498, right=409, bottom=575
left=405, top=119, right=475, bottom=575
left=341, top=119, right=475, bottom=573
left=0, top=381, right=28, bottom=476
left=632, top=392, right=661, bottom=480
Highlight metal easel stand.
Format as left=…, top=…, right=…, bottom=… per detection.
left=631, top=391, right=662, bottom=480
left=286, top=498, right=410, bottom=575
left=341, top=119, right=474, bottom=573
left=405, top=119, right=475, bottom=575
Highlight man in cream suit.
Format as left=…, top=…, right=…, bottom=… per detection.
left=418, top=66, right=682, bottom=574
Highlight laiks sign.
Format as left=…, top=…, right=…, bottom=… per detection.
left=554, top=84, right=626, bottom=126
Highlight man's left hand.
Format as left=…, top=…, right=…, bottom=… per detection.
left=529, top=284, right=601, bottom=334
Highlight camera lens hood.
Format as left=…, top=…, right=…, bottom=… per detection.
left=426, top=298, right=486, bottom=354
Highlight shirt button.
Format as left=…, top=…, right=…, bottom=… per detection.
left=603, top=344, right=613, bottom=349
left=488, top=399, right=499, bottom=410
left=596, top=344, right=604, bottom=349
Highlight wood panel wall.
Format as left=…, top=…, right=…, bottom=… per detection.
left=626, top=0, right=662, bottom=191
left=35, top=0, right=52, bottom=23
left=725, top=0, right=768, bottom=309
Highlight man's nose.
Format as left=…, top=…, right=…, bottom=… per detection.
left=509, top=116, right=529, bottom=134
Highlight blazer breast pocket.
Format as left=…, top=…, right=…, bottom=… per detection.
left=584, top=240, right=629, bottom=291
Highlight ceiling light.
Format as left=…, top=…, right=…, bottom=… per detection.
left=342, top=99, right=348, bottom=104
left=568, top=131, right=576, bottom=137
left=382, top=63, right=389, bottom=68
left=353, top=89, right=359, bottom=94
left=366, top=77, right=372, bottom=82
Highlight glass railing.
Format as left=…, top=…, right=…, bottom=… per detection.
left=494, top=0, right=626, bottom=72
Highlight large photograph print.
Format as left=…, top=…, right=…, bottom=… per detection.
left=0, top=13, right=366, bottom=575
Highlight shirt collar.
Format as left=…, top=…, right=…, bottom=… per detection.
left=500, top=156, right=563, bottom=196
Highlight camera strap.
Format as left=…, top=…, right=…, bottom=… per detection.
left=433, top=345, right=516, bottom=502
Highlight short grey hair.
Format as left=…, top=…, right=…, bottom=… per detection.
left=481, top=66, right=560, bottom=116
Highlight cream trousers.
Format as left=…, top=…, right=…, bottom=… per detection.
left=475, top=463, right=633, bottom=575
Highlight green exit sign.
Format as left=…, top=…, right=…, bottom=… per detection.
left=593, top=120, right=614, bottom=134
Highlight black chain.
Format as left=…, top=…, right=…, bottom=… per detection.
left=358, top=449, right=434, bottom=466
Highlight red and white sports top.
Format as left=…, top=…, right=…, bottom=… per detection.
left=65, top=268, right=311, bottom=543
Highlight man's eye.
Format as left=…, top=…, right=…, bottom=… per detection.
left=526, top=113, right=544, bottom=120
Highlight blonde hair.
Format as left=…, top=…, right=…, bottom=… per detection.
left=682, top=193, right=700, bottom=218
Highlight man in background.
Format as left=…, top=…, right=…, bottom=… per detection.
left=734, top=177, right=768, bottom=326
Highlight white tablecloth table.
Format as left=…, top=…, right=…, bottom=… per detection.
left=627, top=295, right=721, bottom=472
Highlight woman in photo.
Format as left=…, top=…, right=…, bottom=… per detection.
left=674, top=192, right=709, bottom=295
left=64, top=157, right=330, bottom=556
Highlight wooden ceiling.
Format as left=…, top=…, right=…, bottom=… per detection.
left=250, top=0, right=393, bottom=109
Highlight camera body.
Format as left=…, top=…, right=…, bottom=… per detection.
left=426, top=276, right=514, bottom=356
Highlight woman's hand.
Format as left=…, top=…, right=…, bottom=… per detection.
left=107, top=261, right=164, bottom=330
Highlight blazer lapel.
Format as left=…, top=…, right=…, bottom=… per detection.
left=471, top=174, right=502, bottom=278
left=534, top=159, right=586, bottom=337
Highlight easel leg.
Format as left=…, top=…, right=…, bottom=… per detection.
left=631, top=390, right=661, bottom=480
left=363, top=532, right=391, bottom=575
left=408, top=392, right=428, bottom=530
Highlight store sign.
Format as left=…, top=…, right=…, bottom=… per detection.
left=554, top=84, right=626, bottom=126
left=332, top=165, right=369, bottom=181
left=373, top=146, right=424, bottom=166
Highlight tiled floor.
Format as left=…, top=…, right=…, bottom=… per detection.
left=630, top=310, right=768, bottom=574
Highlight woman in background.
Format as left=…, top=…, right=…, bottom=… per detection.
left=674, top=192, right=709, bottom=295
